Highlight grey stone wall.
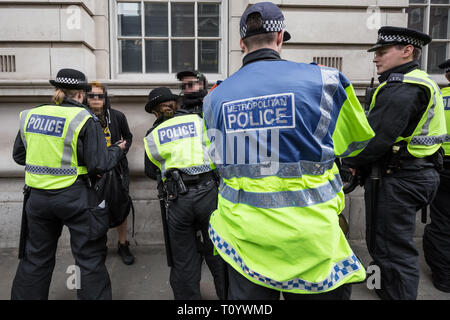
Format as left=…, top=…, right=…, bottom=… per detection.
left=0, top=0, right=433, bottom=248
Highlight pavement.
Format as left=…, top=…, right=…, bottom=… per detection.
left=0, top=239, right=449, bottom=300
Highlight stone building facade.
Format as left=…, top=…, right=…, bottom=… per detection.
left=0, top=0, right=448, bottom=247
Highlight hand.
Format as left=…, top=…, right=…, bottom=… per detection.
left=349, top=168, right=357, bottom=176
left=116, top=140, right=127, bottom=151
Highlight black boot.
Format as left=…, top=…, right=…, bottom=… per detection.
left=117, top=241, right=135, bottom=265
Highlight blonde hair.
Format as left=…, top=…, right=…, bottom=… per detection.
left=52, top=88, right=80, bottom=105
left=89, top=80, right=104, bottom=91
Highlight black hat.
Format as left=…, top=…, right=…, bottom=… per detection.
left=368, top=26, right=432, bottom=52
left=240, top=2, right=291, bottom=42
left=145, top=87, right=178, bottom=114
left=176, top=70, right=205, bottom=81
left=438, top=59, right=450, bottom=73
left=49, top=68, right=91, bottom=91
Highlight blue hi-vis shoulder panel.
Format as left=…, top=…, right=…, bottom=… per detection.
left=444, top=96, right=450, bottom=111
left=158, top=122, right=198, bottom=144
left=223, top=93, right=295, bottom=133
left=26, top=114, right=66, bottom=137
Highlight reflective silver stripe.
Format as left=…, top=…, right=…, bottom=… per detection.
left=316, top=67, right=339, bottom=161
left=410, top=134, right=446, bottom=146
left=217, top=160, right=335, bottom=179
left=404, top=76, right=437, bottom=137
left=203, top=94, right=216, bottom=131
left=199, top=117, right=212, bottom=169
left=26, top=164, right=77, bottom=176
left=19, top=109, right=32, bottom=149
left=144, top=133, right=166, bottom=176
left=219, top=174, right=342, bottom=209
left=209, top=225, right=362, bottom=292
left=336, top=138, right=372, bottom=158
left=61, top=109, right=91, bottom=168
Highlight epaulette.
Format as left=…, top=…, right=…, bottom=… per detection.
left=387, top=73, right=404, bottom=83
left=209, top=80, right=223, bottom=93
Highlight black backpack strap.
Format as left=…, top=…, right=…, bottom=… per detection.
left=130, top=196, right=135, bottom=238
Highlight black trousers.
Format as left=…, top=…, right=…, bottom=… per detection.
left=227, top=264, right=352, bottom=300
left=364, top=167, right=440, bottom=300
left=11, top=181, right=111, bottom=300
left=167, top=179, right=226, bottom=300
left=423, top=171, right=450, bottom=291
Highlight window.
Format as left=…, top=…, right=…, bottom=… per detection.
left=407, top=0, right=450, bottom=74
left=114, top=0, right=226, bottom=80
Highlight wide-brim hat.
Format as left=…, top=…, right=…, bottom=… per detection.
left=49, top=68, right=91, bottom=91
left=438, top=59, right=450, bottom=73
left=145, top=87, right=179, bottom=113
left=368, top=26, right=432, bottom=52
left=240, top=2, right=291, bottom=42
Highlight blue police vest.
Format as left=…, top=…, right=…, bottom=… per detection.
left=203, top=60, right=374, bottom=293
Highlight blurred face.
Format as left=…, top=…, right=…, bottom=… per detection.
left=87, top=86, right=105, bottom=114
left=373, top=44, right=414, bottom=75
left=445, top=71, right=450, bottom=82
left=181, top=76, right=203, bottom=95
left=154, top=100, right=177, bottom=118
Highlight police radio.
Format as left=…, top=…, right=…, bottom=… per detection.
left=364, top=77, right=375, bottom=115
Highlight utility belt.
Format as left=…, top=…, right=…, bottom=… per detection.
left=180, top=171, right=216, bottom=186
left=76, top=174, right=92, bottom=188
left=383, top=142, right=443, bottom=175
left=443, top=157, right=450, bottom=170
left=163, top=169, right=218, bottom=202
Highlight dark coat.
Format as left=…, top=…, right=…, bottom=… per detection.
left=104, top=106, right=133, bottom=190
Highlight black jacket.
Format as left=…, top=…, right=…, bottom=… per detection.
left=13, top=98, right=124, bottom=180
left=344, top=61, right=430, bottom=168
left=104, top=105, right=133, bottom=189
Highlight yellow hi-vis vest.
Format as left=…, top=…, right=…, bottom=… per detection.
left=19, top=105, right=91, bottom=190
left=441, top=86, right=450, bottom=156
left=370, top=69, right=446, bottom=157
left=143, top=114, right=212, bottom=179
left=204, top=62, right=374, bottom=294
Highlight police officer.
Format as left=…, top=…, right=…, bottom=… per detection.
left=345, top=27, right=446, bottom=300
left=11, top=68, right=126, bottom=300
left=144, top=87, right=179, bottom=180
left=176, top=70, right=208, bottom=115
left=143, top=87, right=226, bottom=300
left=422, top=59, right=450, bottom=293
left=203, top=2, right=374, bottom=300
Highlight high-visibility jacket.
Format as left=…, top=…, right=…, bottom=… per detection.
left=19, top=105, right=92, bottom=190
left=441, top=86, right=450, bottom=156
left=369, top=69, right=446, bottom=157
left=203, top=60, right=375, bottom=294
left=143, top=113, right=212, bottom=179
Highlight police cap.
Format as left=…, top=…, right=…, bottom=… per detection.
left=49, top=68, right=91, bottom=91
left=438, top=59, right=450, bottom=73
left=240, top=2, right=291, bottom=42
left=176, top=70, right=205, bottom=82
left=368, top=26, right=432, bottom=52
